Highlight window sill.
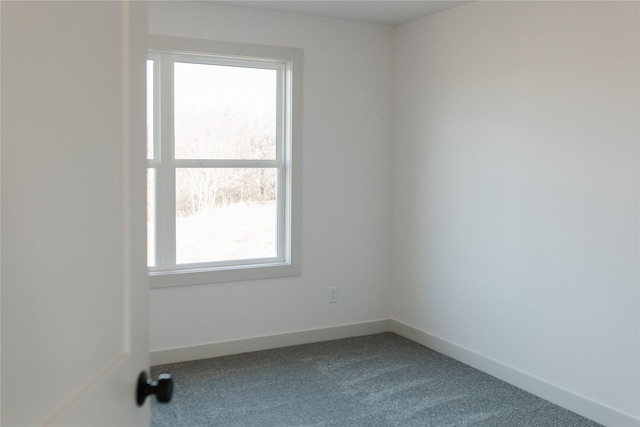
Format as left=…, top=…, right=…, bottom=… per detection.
left=149, top=261, right=301, bottom=288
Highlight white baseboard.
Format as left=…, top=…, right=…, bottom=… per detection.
left=150, top=319, right=392, bottom=366
left=391, top=319, right=640, bottom=427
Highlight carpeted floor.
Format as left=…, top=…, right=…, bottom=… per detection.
left=151, top=333, right=601, bottom=426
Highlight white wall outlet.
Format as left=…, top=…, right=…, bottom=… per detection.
left=328, top=287, right=338, bottom=304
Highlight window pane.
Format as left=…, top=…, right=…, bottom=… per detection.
left=147, top=168, right=156, bottom=267
left=174, top=62, right=277, bottom=160
left=175, top=168, right=277, bottom=264
left=146, top=60, right=154, bottom=160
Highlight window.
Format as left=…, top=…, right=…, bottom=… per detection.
left=147, top=36, right=302, bottom=288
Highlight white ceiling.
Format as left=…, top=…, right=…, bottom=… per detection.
left=209, top=1, right=472, bottom=26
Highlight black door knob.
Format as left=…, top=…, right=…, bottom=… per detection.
left=136, top=371, right=173, bottom=406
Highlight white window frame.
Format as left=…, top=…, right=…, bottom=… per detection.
left=147, top=36, right=302, bottom=288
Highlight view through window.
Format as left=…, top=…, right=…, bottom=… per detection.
left=146, top=39, right=300, bottom=287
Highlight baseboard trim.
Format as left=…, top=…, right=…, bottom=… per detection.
left=391, top=319, right=639, bottom=427
left=150, top=319, right=393, bottom=366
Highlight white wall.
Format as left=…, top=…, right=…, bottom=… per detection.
left=393, top=1, right=639, bottom=421
left=148, top=2, right=394, bottom=351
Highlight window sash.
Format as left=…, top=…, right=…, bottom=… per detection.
left=147, top=50, right=293, bottom=277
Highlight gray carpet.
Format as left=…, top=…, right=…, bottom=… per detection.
left=151, top=333, right=601, bottom=426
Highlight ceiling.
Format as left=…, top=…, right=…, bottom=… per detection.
left=209, top=1, right=472, bottom=26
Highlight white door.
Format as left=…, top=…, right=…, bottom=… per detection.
left=1, top=1, right=151, bottom=425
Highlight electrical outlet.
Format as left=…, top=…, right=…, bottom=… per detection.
left=328, top=287, right=338, bottom=304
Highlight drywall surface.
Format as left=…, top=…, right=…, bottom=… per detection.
left=148, top=2, right=393, bottom=351
left=392, top=1, right=639, bottom=420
